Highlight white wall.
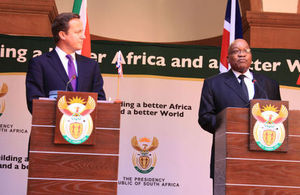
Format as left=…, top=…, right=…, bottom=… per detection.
left=55, top=0, right=299, bottom=43
left=263, top=0, right=298, bottom=13
left=55, top=0, right=226, bottom=42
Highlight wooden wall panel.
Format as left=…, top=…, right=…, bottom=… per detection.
left=245, top=11, right=300, bottom=49
left=30, top=127, right=120, bottom=154
left=28, top=180, right=117, bottom=195
left=0, top=0, right=57, bottom=36
left=28, top=153, right=118, bottom=180
left=226, top=134, right=300, bottom=160
left=227, top=160, right=300, bottom=186
left=226, top=185, right=300, bottom=195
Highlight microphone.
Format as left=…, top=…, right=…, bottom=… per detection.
left=252, top=79, right=269, bottom=99
left=66, top=75, right=76, bottom=91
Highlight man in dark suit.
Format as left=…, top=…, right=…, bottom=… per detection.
left=26, top=13, right=106, bottom=113
left=198, top=39, right=281, bottom=179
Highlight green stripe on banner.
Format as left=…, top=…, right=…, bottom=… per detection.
left=72, top=0, right=82, bottom=14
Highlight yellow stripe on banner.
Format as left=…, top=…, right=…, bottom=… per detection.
left=280, top=85, right=300, bottom=90
left=103, top=73, right=300, bottom=89
left=0, top=72, right=26, bottom=75
left=1, top=72, right=299, bottom=90
left=102, top=74, right=205, bottom=82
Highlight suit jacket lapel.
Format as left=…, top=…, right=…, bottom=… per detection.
left=224, top=70, right=249, bottom=103
left=76, top=54, right=84, bottom=91
left=47, top=50, right=70, bottom=87
left=253, top=72, right=266, bottom=99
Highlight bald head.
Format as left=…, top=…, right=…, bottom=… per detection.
left=227, top=39, right=252, bottom=73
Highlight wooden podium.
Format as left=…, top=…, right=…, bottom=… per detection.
left=214, top=107, right=300, bottom=194
left=27, top=98, right=121, bottom=195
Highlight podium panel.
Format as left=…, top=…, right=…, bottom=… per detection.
left=27, top=99, right=120, bottom=195
left=215, top=108, right=300, bottom=194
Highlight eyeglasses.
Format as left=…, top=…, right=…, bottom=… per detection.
left=230, top=48, right=251, bottom=55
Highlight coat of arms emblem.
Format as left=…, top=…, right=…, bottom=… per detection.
left=0, top=83, right=8, bottom=117
left=252, top=103, right=288, bottom=151
left=57, top=95, right=96, bottom=144
left=131, top=136, right=159, bottom=174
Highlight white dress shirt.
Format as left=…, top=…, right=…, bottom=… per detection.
left=55, top=47, right=78, bottom=76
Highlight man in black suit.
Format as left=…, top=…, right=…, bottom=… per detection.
left=198, top=39, right=281, bottom=179
left=26, top=13, right=106, bottom=113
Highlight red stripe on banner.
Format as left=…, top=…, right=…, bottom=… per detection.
left=220, top=29, right=230, bottom=69
left=296, top=75, right=300, bottom=85
left=81, top=17, right=91, bottom=57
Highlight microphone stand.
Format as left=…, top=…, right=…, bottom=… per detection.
left=66, top=75, right=76, bottom=91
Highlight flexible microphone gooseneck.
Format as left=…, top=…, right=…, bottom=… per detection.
left=65, top=75, right=76, bottom=91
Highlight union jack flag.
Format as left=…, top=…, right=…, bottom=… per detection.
left=116, top=50, right=123, bottom=77
left=219, top=0, right=243, bottom=73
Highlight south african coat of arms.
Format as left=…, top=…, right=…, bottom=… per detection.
left=131, top=136, right=159, bottom=174
left=0, top=83, right=8, bottom=117
left=251, top=103, right=288, bottom=151
left=57, top=95, right=96, bottom=144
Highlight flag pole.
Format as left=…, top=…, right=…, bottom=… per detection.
left=117, top=75, right=120, bottom=101
left=115, top=51, right=123, bottom=103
